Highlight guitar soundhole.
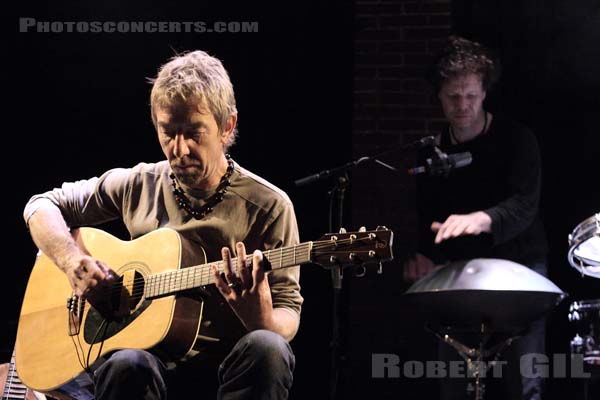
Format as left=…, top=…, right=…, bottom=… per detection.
left=84, top=267, right=152, bottom=345
left=111, top=270, right=145, bottom=312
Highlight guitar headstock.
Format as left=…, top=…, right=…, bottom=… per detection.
left=311, top=226, right=393, bottom=269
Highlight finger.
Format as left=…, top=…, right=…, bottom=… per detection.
left=464, top=223, right=478, bottom=235
left=436, top=219, right=459, bottom=243
left=89, top=261, right=106, bottom=281
left=251, top=250, right=265, bottom=289
left=431, top=221, right=442, bottom=232
left=72, top=261, right=90, bottom=280
left=221, top=247, right=236, bottom=284
left=236, top=242, right=251, bottom=288
left=95, top=261, right=114, bottom=282
left=447, top=219, right=469, bottom=239
left=416, top=258, right=430, bottom=278
left=212, top=264, right=231, bottom=295
left=87, top=278, right=99, bottom=289
left=406, top=259, right=418, bottom=281
left=434, top=222, right=448, bottom=243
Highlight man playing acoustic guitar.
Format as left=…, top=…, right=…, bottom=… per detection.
left=23, top=50, right=302, bottom=399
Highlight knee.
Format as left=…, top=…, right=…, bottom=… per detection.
left=97, top=349, right=161, bottom=380
left=239, top=330, right=295, bottom=370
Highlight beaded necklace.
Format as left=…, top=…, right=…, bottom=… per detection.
left=169, top=154, right=234, bottom=220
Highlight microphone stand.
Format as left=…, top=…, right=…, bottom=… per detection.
left=294, top=136, right=435, bottom=400
left=293, top=135, right=435, bottom=188
left=328, top=173, right=347, bottom=400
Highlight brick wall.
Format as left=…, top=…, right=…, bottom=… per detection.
left=351, top=0, right=451, bottom=248
left=340, top=1, right=452, bottom=398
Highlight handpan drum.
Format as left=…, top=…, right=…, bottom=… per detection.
left=403, top=258, right=567, bottom=331
left=568, top=213, right=600, bottom=279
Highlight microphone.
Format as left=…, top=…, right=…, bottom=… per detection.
left=408, top=148, right=472, bottom=177
left=411, top=135, right=436, bottom=149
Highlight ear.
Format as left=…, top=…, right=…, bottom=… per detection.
left=221, top=114, right=237, bottom=144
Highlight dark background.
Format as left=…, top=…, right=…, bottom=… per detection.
left=5, top=1, right=600, bottom=399
left=5, top=1, right=354, bottom=398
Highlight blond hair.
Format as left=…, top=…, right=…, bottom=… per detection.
left=150, top=50, right=238, bottom=149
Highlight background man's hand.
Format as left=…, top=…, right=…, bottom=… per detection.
left=431, top=211, right=492, bottom=244
left=403, top=252, right=442, bottom=282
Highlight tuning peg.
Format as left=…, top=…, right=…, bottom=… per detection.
left=377, top=262, right=383, bottom=274
left=354, top=265, right=366, bottom=278
left=339, top=227, right=347, bottom=233
left=358, top=226, right=366, bottom=232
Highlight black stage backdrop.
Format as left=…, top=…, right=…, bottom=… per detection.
left=5, top=1, right=353, bottom=399
left=5, top=1, right=600, bottom=400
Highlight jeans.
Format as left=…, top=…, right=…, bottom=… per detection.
left=93, top=330, right=295, bottom=400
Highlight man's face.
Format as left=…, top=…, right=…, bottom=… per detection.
left=155, top=97, right=234, bottom=188
left=438, top=73, right=486, bottom=130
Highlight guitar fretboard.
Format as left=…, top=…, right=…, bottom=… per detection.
left=144, top=242, right=312, bottom=299
left=2, top=351, right=27, bottom=400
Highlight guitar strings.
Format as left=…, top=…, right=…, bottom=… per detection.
left=3, top=351, right=17, bottom=398
left=86, top=235, right=385, bottom=305
left=113, top=236, right=382, bottom=298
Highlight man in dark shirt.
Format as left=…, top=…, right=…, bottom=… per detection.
left=405, top=36, right=548, bottom=400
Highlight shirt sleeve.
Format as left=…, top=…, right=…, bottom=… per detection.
left=261, top=200, right=304, bottom=316
left=483, top=126, right=542, bottom=245
left=23, top=167, right=132, bottom=228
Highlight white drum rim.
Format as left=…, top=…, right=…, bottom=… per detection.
left=568, top=213, right=600, bottom=278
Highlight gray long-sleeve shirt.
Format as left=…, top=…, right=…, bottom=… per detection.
left=24, top=159, right=303, bottom=343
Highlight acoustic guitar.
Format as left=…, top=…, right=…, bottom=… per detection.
left=16, top=226, right=393, bottom=392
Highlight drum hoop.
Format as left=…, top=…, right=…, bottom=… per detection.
left=567, top=213, right=600, bottom=276
left=568, top=213, right=600, bottom=247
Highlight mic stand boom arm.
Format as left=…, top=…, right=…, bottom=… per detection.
left=293, top=135, right=435, bottom=187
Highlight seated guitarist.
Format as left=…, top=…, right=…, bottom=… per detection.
left=23, top=50, right=303, bottom=400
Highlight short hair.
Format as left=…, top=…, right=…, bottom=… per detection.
left=150, top=50, right=238, bottom=150
left=430, top=36, right=500, bottom=93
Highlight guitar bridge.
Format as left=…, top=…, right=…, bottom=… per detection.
left=67, top=294, right=85, bottom=336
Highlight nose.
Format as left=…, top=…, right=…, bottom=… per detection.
left=173, top=133, right=190, bottom=158
left=454, top=96, right=469, bottom=111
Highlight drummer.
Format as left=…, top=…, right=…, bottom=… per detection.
left=405, top=36, right=549, bottom=400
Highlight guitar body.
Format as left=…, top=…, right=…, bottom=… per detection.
left=16, top=228, right=204, bottom=392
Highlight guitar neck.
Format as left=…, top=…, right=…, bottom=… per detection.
left=2, top=350, right=28, bottom=400
left=144, top=241, right=313, bottom=299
